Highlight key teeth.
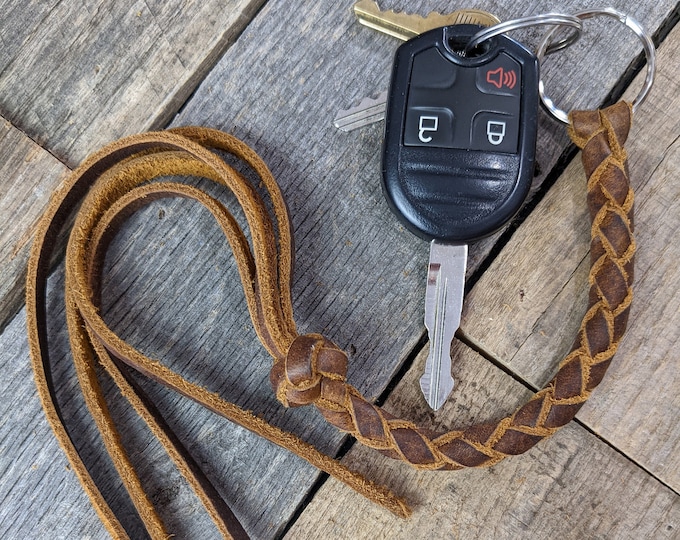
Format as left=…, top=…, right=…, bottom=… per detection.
left=345, top=90, right=387, bottom=112
left=353, top=1, right=501, bottom=41
left=355, top=0, right=449, bottom=23
left=333, top=90, right=387, bottom=131
left=422, top=10, right=452, bottom=21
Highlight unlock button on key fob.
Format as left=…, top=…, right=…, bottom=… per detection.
left=404, top=106, right=455, bottom=147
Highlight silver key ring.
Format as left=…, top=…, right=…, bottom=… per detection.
left=536, top=8, right=657, bottom=124
left=465, top=13, right=584, bottom=53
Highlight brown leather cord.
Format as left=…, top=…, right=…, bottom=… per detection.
left=26, top=128, right=410, bottom=540
left=26, top=103, right=634, bottom=537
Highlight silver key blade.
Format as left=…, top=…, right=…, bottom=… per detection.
left=333, top=91, right=387, bottom=132
left=420, top=241, right=467, bottom=410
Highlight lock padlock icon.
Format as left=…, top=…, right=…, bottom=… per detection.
left=486, top=120, right=507, bottom=145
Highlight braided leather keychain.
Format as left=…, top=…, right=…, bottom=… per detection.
left=24, top=107, right=634, bottom=539
left=25, top=10, right=655, bottom=540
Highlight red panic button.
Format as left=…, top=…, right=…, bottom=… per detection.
left=477, top=53, right=522, bottom=97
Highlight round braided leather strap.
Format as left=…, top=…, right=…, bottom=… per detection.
left=26, top=103, right=633, bottom=537
left=274, top=102, right=635, bottom=469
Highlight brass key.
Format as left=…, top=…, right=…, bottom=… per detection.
left=353, top=0, right=500, bottom=41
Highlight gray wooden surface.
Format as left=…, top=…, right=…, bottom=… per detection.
left=288, top=344, right=680, bottom=539
left=1, top=0, right=679, bottom=538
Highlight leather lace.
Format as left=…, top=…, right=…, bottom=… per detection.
left=26, top=103, right=634, bottom=538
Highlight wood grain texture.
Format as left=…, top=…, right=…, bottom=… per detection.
left=461, top=25, right=680, bottom=490
left=0, top=118, right=68, bottom=331
left=0, top=0, right=266, bottom=332
left=0, top=0, right=266, bottom=167
left=0, top=296, right=130, bottom=539
left=285, top=343, right=680, bottom=539
left=1, top=260, right=337, bottom=538
left=0, top=0, right=678, bottom=538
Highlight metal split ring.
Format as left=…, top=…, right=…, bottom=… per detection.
left=466, top=13, right=584, bottom=54
left=536, top=8, right=656, bottom=124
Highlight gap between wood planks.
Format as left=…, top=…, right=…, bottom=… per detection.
left=276, top=7, right=680, bottom=539
left=167, top=0, right=271, bottom=125
left=0, top=1, right=267, bottom=175
left=0, top=111, right=65, bottom=178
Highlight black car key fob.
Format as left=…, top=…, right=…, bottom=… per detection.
left=382, top=25, right=539, bottom=243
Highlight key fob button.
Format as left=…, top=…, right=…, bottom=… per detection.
left=404, top=107, right=455, bottom=147
left=476, top=53, right=522, bottom=97
left=410, top=48, right=458, bottom=89
left=471, top=111, right=519, bottom=153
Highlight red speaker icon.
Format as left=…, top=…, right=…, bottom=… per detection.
left=486, top=67, right=517, bottom=90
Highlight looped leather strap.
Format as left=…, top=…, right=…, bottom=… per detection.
left=26, top=127, right=410, bottom=539
left=26, top=103, right=634, bottom=538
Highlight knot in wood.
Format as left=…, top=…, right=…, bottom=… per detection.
left=273, top=333, right=348, bottom=407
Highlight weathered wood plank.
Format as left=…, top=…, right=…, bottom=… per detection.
left=1, top=0, right=677, bottom=538
left=285, top=343, right=680, bottom=539
left=0, top=118, right=68, bottom=331
left=1, top=260, right=336, bottom=539
left=0, top=295, right=139, bottom=539
left=461, top=24, right=680, bottom=490
left=0, top=0, right=266, bottom=167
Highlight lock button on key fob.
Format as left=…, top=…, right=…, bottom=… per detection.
left=382, top=25, right=539, bottom=243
